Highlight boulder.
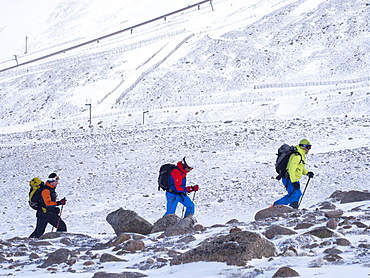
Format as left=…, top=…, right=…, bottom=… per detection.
left=326, top=218, right=338, bottom=229
left=272, top=266, right=299, bottom=277
left=336, top=238, right=351, bottom=246
left=151, top=214, right=181, bottom=234
left=100, top=253, right=127, bottom=263
left=317, top=201, right=336, bottom=210
left=294, top=222, right=314, bottom=230
left=170, top=230, right=277, bottom=266
left=92, top=271, right=147, bottom=278
left=39, top=248, right=71, bottom=268
left=106, top=208, right=153, bottom=235
left=330, top=190, right=370, bottom=204
left=254, top=205, right=295, bottom=221
left=265, top=225, right=297, bottom=239
left=305, top=227, right=343, bottom=239
left=122, top=240, right=145, bottom=252
left=164, top=215, right=197, bottom=237
left=324, top=210, right=343, bottom=218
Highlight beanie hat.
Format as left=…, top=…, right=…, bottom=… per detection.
left=299, top=139, right=311, bottom=146
left=48, top=173, right=59, bottom=182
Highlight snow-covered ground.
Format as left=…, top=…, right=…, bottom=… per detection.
left=0, top=0, right=369, bottom=277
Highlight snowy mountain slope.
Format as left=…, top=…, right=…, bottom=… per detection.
left=0, top=0, right=369, bottom=242
left=1, top=0, right=369, bottom=128
left=0, top=0, right=370, bottom=277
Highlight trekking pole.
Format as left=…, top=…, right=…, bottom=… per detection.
left=56, top=204, right=64, bottom=230
left=52, top=205, right=64, bottom=232
left=298, top=177, right=311, bottom=208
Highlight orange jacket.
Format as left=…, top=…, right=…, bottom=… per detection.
left=41, top=182, right=58, bottom=207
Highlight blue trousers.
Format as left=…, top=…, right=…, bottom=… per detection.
left=273, top=178, right=302, bottom=208
left=164, top=191, right=194, bottom=217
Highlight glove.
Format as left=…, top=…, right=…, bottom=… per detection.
left=307, top=171, right=314, bottom=179
left=292, top=182, right=300, bottom=190
left=57, top=198, right=67, bottom=206
left=186, top=185, right=199, bottom=193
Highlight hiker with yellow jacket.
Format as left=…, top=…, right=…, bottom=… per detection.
left=273, top=139, right=314, bottom=209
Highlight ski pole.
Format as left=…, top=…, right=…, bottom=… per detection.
left=52, top=205, right=64, bottom=232
left=298, top=177, right=311, bottom=208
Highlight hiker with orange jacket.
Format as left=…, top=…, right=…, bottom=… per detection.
left=163, top=157, right=199, bottom=218
left=29, top=173, right=67, bottom=238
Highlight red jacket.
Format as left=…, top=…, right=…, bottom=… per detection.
left=169, top=161, right=190, bottom=193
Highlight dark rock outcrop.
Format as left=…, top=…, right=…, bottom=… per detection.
left=164, top=215, right=197, bottom=237
left=151, top=214, right=181, bottom=234
left=92, top=271, right=147, bottom=278
left=272, top=266, right=299, bottom=277
left=171, top=230, right=277, bottom=266
left=254, top=205, right=295, bottom=221
left=106, top=208, right=153, bottom=235
left=330, top=190, right=370, bottom=204
left=265, top=225, right=297, bottom=239
left=39, top=248, right=71, bottom=268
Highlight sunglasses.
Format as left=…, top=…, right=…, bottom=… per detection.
left=300, top=144, right=312, bottom=150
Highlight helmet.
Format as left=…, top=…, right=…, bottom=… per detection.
left=299, top=139, right=312, bottom=151
left=182, top=156, right=195, bottom=169
left=299, top=139, right=311, bottom=145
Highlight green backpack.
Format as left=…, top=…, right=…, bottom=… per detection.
left=29, top=177, right=44, bottom=210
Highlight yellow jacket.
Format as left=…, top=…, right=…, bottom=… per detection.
left=287, top=145, right=309, bottom=182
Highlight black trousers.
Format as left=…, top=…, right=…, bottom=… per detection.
left=29, top=208, right=67, bottom=238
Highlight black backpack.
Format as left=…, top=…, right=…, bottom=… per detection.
left=275, top=144, right=302, bottom=180
left=158, top=164, right=177, bottom=193
left=29, top=177, right=45, bottom=210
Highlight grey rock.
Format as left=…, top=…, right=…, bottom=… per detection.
left=151, top=214, right=181, bottom=234
left=106, top=208, right=153, bottom=235
left=326, top=218, right=338, bottom=229
left=305, top=226, right=343, bottom=239
left=92, top=271, right=147, bottom=278
left=330, top=190, right=370, bottom=204
left=39, top=248, right=71, bottom=268
left=254, top=205, right=295, bottom=221
left=324, top=247, right=342, bottom=255
left=122, top=240, right=145, bottom=252
left=324, top=210, right=343, bottom=218
left=272, top=266, right=299, bottom=277
left=164, top=215, right=197, bottom=237
left=171, top=230, right=277, bottom=266
left=265, top=225, right=297, bottom=239
left=336, top=238, right=351, bottom=246
left=100, top=253, right=127, bottom=263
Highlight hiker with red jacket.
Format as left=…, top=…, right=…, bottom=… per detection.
left=29, top=173, right=67, bottom=238
left=273, top=139, right=314, bottom=209
left=163, top=157, right=199, bottom=217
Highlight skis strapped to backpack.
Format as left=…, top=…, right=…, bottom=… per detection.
left=158, top=164, right=177, bottom=193
left=275, top=144, right=302, bottom=180
left=29, top=177, right=44, bottom=210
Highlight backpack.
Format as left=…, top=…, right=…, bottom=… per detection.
left=158, top=164, right=177, bottom=193
left=29, top=177, right=44, bottom=210
left=275, top=144, right=302, bottom=180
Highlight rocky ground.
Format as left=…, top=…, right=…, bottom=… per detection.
left=1, top=190, right=370, bottom=277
